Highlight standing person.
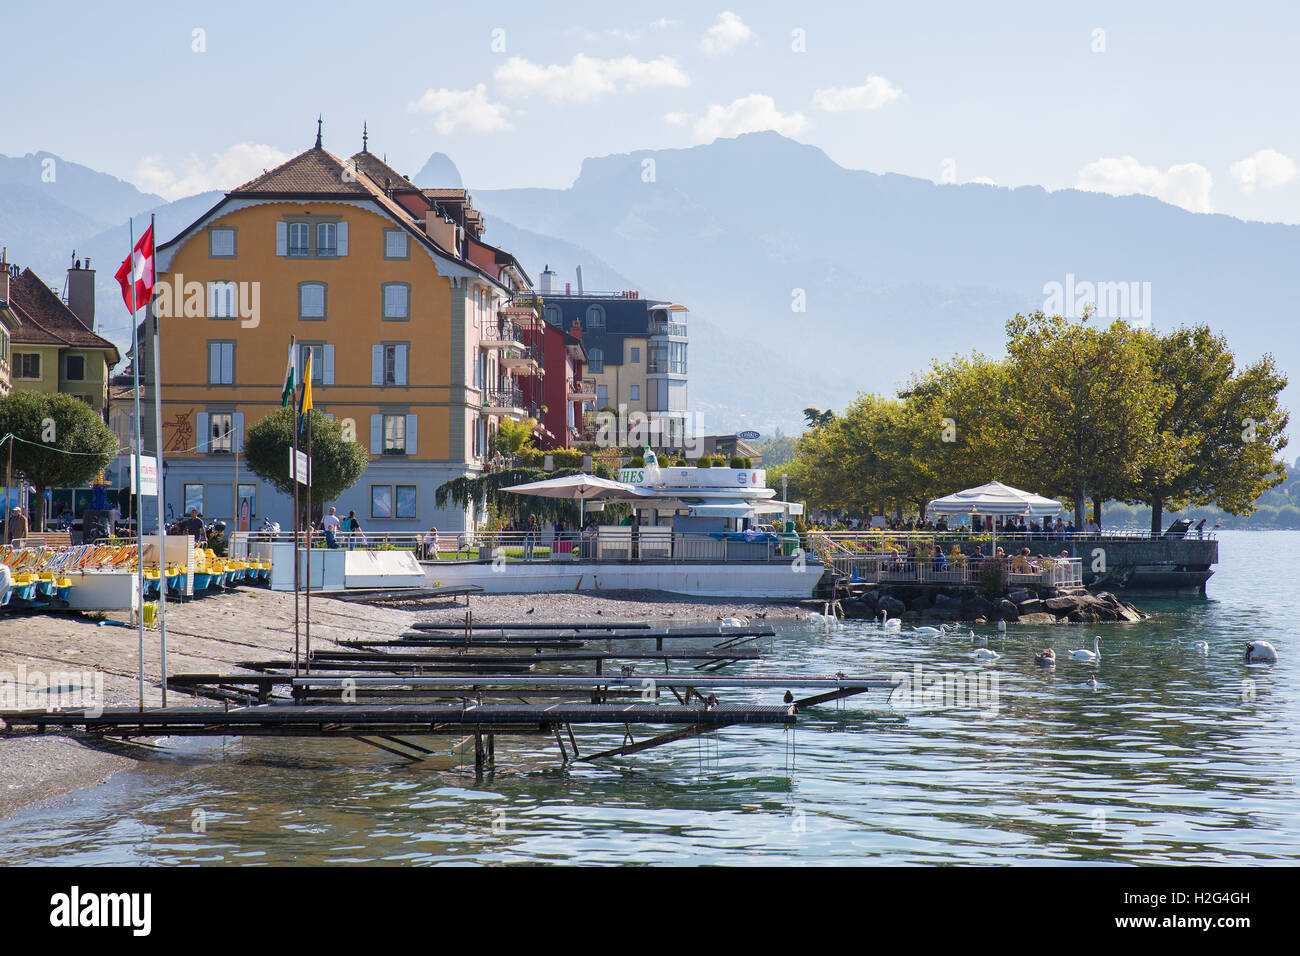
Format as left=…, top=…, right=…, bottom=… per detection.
left=182, top=509, right=206, bottom=546
left=423, top=525, right=438, bottom=561
left=346, top=510, right=363, bottom=547
left=322, top=506, right=341, bottom=548
left=524, top=514, right=538, bottom=562
left=8, top=506, right=28, bottom=543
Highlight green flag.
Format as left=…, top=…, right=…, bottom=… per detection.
left=281, top=344, right=297, bottom=407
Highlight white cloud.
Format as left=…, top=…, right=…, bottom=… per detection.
left=700, top=11, right=754, bottom=55
left=136, top=142, right=292, bottom=201
left=664, top=111, right=689, bottom=126
left=408, top=84, right=513, bottom=134
left=495, top=54, right=689, bottom=102
left=1076, top=155, right=1213, bottom=213
left=650, top=18, right=680, bottom=30
left=812, top=75, right=902, bottom=112
left=692, top=95, right=808, bottom=143
left=1230, top=148, right=1297, bottom=193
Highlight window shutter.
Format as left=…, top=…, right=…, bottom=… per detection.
left=276, top=221, right=287, bottom=256
left=369, top=414, right=382, bottom=454
left=207, top=344, right=219, bottom=383
left=395, top=344, right=408, bottom=386
left=371, top=345, right=383, bottom=385
left=233, top=412, right=245, bottom=453
left=323, top=344, right=335, bottom=385
left=405, top=414, right=418, bottom=456
left=337, top=221, right=348, bottom=256
left=196, top=412, right=209, bottom=451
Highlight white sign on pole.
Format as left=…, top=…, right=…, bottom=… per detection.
left=290, top=449, right=310, bottom=485
left=130, top=456, right=159, bottom=495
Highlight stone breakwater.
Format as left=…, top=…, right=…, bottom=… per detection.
left=843, top=587, right=1144, bottom=625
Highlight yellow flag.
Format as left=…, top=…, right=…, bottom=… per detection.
left=298, top=351, right=313, bottom=434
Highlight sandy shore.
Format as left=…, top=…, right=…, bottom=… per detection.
left=0, top=587, right=797, bottom=817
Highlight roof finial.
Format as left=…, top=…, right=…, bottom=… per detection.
left=315, top=115, right=323, bottom=148
left=362, top=121, right=368, bottom=153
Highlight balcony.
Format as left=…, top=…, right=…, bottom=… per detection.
left=483, top=385, right=526, bottom=418
left=499, top=343, right=540, bottom=375
left=650, top=321, right=688, bottom=338
left=568, top=378, right=597, bottom=400
left=480, top=319, right=525, bottom=350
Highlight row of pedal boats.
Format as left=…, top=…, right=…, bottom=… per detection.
left=1, top=548, right=270, bottom=609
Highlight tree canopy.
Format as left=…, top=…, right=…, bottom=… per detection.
left=243, top=407, right=368, bottom=504
left=786, top=314, right=1289, bottom=528
left=0, top=391, right=119, bottom=527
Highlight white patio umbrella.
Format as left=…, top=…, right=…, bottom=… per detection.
left=927, top=480, right=1062, bottom=556
left=501, top=473, right=642, bottom=525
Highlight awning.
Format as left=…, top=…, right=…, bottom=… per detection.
left=688, top=501, right=756, bottom=518
left=927, top=480, right=1062, bottom=518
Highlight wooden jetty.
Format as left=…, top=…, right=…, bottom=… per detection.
left=0, top=614, right=897, bottom=772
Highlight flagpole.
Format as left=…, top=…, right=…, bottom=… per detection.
left=304, top=387, right=312, bottom=674
left=291, top=336, right=300, bottom=675
left=129, top=216, right=145, bottom=712
left=148, top=213, right=169, bottom=707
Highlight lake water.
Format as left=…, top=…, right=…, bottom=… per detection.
left=2, top=529, right=1297, bottom=865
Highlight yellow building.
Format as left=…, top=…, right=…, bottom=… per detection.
left=148, top=129, right=536, bottom=531
left=1, top=257, right=120, bottom=413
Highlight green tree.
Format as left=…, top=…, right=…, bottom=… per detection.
left=489, top=416, right=537, bottom=460
left=243, top=408, right=368, bottom=506
left=802, top=407, right=835, bottom=429
left=1129, top=325, right=1288, bottom=532
left=0, top=391, right=118, bottom=529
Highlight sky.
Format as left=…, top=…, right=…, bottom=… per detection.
left=4, top=0, right=1300, bottom=222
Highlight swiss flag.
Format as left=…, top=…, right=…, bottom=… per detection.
left=115, top=224, right=155, bottom=313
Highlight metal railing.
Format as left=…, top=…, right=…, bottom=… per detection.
left=483, top=385, right=525, bottom=410
left=829, top=553, right=1084, bottom=589
left=810, top=528, right=1215, bottom=551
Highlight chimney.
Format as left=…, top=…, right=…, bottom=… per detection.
left=67, top=255, right=96, bottom=329
left=0, top=248, right=9, bottom=305
left=575, top=265, right=584, bottom=294
left=540, top=264, right=555, bottom=295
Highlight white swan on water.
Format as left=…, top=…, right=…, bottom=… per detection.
left=997, top=619, right=1007, bottom=633
left=878, top=610, right=902, bottom=631
left=721, top=617, right=749, bottom=628
left=1245, top=640, right=1278, bottom=663
left=973, top=648, right=1000, bottom=663
left=1191, top=640, right=1209, bottom=655
left=911, top=625, right=942, bottom=636
left=1069, top=636, right=1101, bottom=663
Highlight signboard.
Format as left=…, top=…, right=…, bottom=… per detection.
left=737, top=430, right=760, bottom=440
left=130, top=456, right=159, bottom=496
left=290, top=449, right=310, bottom=485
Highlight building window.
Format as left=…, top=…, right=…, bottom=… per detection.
left=382, top=343, right=408, bottom=386
left=544, top=306, right=560, bottom=326
left=288, top=222, right=310, bottom=257
left=384, top=230, right=409, bottom=259
left=630, top=384, right=640, bottom=401
left=209, top=228, right=236, bottom=258
left=316, top=222, right=338, bottom=257
left=183, top=484, right=204, bottom=515
left=586, top=305, right=605, bottom=328
left=209, top=412, right=233, bottom=453
left=597, top=384, right=608, bottom=408
left=15, top=353, right=40, bottom=379
left=395, top=485, right=417, bottom=519
left=237, top=483, right=257, bottom=519
left=383, top=283, right=410, bottom=320
left=65, top=355, right=85, bottom=381
left=588, top=347, right=603, bottom=373
left=208, top=281, right=237, bottom=319
left=299, top=343, right=325, bottom=383
left=370, top=485, right=393, bottom=519
left=629, top=347, right=640, bottom=363
left=299, top=282, right=326, bottom=320
left=382, top=413, right=407, bottom=454
left=207, top=341, right=235, bottom=384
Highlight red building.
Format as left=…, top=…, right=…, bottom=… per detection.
left=520, top=316, right=592, bottom=449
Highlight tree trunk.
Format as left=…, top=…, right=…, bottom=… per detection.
left=1092, top=495, right=1104, bottom=531
left=1150, top=496, right=1164, bottom=536
left=32, top=485, right=46, bottom=532
left=1074, top=489, right=1086, bottom=529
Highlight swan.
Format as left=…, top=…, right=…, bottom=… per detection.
left=973, top=648, right=1000, bottom=663
left=1069, top=636, right=1101, bottom=663
left=1191, top=640, right=1209, bottom=655
left=720, top=617, right=749, bottom=628
left=997, top=619, right=1007, bottom=633
left=972, top=630, right=987, bottom=642
left=878, top=610, right=902, bottom=631
left=1245, top=640, right=1278, bottom=663
left=1034, top=648, right=1056, bottom=666
left=911, top=625, right=942, bottom=636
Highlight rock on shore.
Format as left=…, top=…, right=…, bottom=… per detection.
left=842, top=588, right=1143, bottom=624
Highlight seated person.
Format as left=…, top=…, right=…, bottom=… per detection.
left=932, top=546, right=948, bottom=571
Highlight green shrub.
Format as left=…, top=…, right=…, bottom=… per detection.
left=729, top=456, right=752, bottom=469
left=697, top=457, right=714, bottom=468
left=628, top=455, right=645, bottom=467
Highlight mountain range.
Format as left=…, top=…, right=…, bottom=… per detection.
left=2, top=134, right=1296, bottom=437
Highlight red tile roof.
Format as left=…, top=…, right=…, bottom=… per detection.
left=8, top=268, right=120, bottom=360
left=229, top=146, right=374, bottom=197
